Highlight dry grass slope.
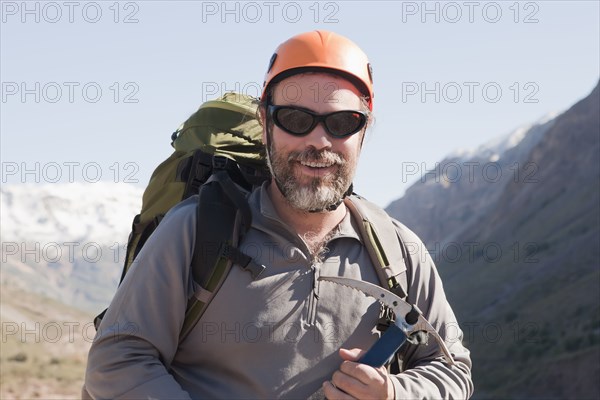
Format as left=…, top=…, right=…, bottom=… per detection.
left=1, top=283, right=94, bottom=399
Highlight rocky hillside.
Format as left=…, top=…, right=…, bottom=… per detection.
left=388, top=82, right=600, bottom=399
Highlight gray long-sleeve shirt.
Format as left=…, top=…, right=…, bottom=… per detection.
left=84, top=184, right=473, bottom=399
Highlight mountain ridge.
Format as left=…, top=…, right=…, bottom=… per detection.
left=1, top=182, right=143, bottom=313
left=389, top=82, right=600, bottom=399
left=386, top=113, right=557, bottom=248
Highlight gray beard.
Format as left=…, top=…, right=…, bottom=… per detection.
left=266, top=144, right=353, bottom=213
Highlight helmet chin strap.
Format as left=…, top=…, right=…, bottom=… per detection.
left=307, top=183, right=353, bottom=213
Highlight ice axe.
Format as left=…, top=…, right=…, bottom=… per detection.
left=319, top=276, right=455, bottom=368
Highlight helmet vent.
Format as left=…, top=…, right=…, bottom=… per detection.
left=267, top=53, right=277, bottom=73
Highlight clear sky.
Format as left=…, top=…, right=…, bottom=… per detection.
left=1, top=0, right=598, bottom=207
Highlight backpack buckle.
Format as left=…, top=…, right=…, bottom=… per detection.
left=212, top=155, right=229, bottom=170
left=376, top=304, right=396, bottom=332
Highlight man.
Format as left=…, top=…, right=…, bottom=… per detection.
left=84, top=30, right=473, bottom=399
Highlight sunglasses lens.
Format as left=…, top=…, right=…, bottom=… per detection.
left=325, top=112, right=365, bottom=137
left=270, top=105, right=366, bottom=137
left=275, top=108, right=313, bottom=135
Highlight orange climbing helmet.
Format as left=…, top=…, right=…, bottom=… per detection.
left=261, top=30, right=374, bottom=110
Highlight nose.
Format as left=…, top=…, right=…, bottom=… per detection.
left=303, top=122, right=332, bottom=150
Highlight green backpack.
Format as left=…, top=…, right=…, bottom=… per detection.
left=94, top=92, right=410, bottom=344
left=121, top=92, right=269, bottom=275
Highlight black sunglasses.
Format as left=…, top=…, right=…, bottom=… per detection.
left=267, top=105, right=367, bottom=138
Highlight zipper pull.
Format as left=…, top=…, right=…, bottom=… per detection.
left=311, top=265, right=320, bottom=300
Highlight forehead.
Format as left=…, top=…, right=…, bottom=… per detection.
left=271, top=73, right=363, bottom=109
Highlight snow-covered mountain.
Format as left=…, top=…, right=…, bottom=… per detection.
left=1, top=182, right=143, bottom=245
left=1, top=182, right=143, bottom=313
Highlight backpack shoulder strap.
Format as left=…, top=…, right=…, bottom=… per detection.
left=344, top=195, right=409, bottom=299
left=345, top=194, right=414, bottom=373
left=179, top=164, right=264, bottom=342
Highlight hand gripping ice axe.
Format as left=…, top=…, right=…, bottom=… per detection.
left=319, top=276, right=455, bottom=368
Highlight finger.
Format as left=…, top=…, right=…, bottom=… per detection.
left=336, top=367, right=394, bottom=400
left=331, top=370, right=369, bottom=397
left=340, top=359, right=387, bottom=387
left=339, top=348, right=366, bottom=362
left=322, top=380, right=355, bottom=400
left=340, top=348, right=391, bottom=384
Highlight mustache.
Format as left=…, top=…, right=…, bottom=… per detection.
left=288, top=148, right=345, bottom=165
